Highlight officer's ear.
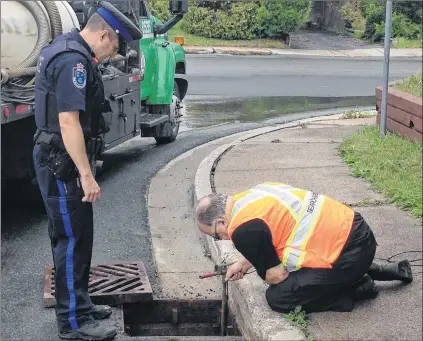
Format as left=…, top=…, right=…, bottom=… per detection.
left=99, top=30, right=108, bottom=42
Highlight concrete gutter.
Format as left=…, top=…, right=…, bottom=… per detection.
left=184, top=46, right=423, bottom=59
left=193, top=110, right=375, bottom=340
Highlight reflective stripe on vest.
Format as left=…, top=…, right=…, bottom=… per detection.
left=282, top=191, right=325, bottom=271
left=231, top=183, right=302, bottom=222
left=228, top=183, right=354, bottom=271
left=230, top=183, right=325, bottom=271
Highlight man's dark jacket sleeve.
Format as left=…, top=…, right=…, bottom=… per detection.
left=231, top=218, right=282, bottom=280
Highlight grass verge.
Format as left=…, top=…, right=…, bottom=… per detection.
left=392, top=72, right=422, bottom=98
left=341, top=110, right=377, bottom=119
left=392, top=37, right=422, bottom=49
left=340, top=124, right=422, bottom=218
left=168, top=22, right=287, bottom=49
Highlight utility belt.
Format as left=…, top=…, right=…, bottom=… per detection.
left=33, top=129, right=105, bottom=181
left=34, top=130, right=105, bottom=155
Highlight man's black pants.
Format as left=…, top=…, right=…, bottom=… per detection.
left=265, top=212, right=377, bottom=313
left=33, top=143, right=95, bottom=332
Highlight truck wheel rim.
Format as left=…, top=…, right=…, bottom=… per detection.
left=169, top=94, right=180, bottom=132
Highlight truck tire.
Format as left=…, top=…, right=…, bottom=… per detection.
left=155, top=81, right=181, bottom=145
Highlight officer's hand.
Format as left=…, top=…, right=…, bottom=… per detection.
left=225, top=261, right=245, bottom=282
left=80, top=174, right=101, bottom=202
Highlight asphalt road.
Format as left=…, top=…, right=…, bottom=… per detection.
left=185, top=54, right=422, bottom=98
left=1, top=54, right=422, bottom=340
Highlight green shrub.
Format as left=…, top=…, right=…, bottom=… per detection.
left=361, top=0, right=385, bottom=18
left=181, top=7, right=214, bottom=37
left=340, top=1, right=364, bottom=25
left=392, top=13, right=422, bottom=39
left=360, top=0, right=422, bottom=42
left=362, top=1, right=385, bottom=41
left=195, top=0, right=233, bottom=11
left=148, top=0, right=173, bottom=23
left=182, top=0, right=312, bottom=40
left=365, top=11, right=422, bottom=42
left=393, top=1, right=423, bottom=25
left=339, top=0, right=366, bottom=36
left=256, top=0, right=312, bottom=38
left=181, top=2, right=260, bottom=40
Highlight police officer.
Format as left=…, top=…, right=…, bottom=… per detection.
left=33, top=2, right=142, bottom=340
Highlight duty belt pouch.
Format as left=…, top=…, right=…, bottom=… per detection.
left=100, top=100, right=112, bottom=134
left=49, top=151, right=76, bottom=181
left=86, top=137, right=105, bottom=155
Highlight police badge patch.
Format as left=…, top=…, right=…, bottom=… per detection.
left=72, top=63, right=86, bottom=89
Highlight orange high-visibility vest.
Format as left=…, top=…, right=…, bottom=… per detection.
left=227, top=182, right=355, bottom=271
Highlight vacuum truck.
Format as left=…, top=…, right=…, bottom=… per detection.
left=1, top=0, right=189, bottom=195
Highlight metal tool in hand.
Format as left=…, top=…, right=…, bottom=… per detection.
left=199, top=263, right=231, bottom=280
left=199, top=263, right=234, bottom=336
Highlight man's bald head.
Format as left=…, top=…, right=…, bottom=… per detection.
left=196, top=193, right=228, bottom=230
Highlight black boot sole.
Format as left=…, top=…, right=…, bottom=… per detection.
left=398, top=260, right=413, bottom=284
left=58, top=330, right=117, bottom=341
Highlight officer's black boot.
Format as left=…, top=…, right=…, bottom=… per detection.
left=58, top=321, right=117, bottom=341
left=367, top=260, right=413, bottom=283
left=350, top=274, right=379, bottom=301
left=92, top=305, right=112, bottom=320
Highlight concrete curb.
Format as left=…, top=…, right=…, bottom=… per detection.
left=193, top=111, right=377, bottom=340
left=184, top=46, right=423, bottom=58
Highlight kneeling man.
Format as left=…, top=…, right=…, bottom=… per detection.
left=195, top=182, right=413, bottom=313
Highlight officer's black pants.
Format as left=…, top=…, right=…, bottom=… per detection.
left=33, top=143, right=95, bottom=332
left=265, top=212, right=377, bottom=313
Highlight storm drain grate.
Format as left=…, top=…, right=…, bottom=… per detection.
left=44, top=261, right=153, bottom=308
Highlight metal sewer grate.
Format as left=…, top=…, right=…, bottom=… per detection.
left=43, top=261, right=153, bottom=308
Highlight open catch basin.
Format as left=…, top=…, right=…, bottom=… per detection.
left=123, top=299, right=242, bottom=338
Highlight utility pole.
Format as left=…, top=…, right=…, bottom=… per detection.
left=380, top=0, right=393, bottom=137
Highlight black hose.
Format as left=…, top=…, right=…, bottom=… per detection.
left=16, top=1, right=51, bottom=68
left=1, top=67, right=37, bottom=84
left=41, top=1, right=63, bottom=39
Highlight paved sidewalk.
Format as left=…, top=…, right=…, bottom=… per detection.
left=196, top=114, right=422, bottom=340
left=184, top=46, right=423, bottom=58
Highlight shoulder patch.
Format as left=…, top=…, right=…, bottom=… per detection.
left=72, top=63, right=86, bottom=89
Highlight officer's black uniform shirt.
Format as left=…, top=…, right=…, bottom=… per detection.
left=50, top=29, right=95, bottom=117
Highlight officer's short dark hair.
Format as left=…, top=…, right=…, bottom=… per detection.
left=85, top=12, right=118, bottom=41
left=197, top=194, right=228, bottom=227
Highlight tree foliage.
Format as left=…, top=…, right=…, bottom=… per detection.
left=340, top=0, right=422, bottom=42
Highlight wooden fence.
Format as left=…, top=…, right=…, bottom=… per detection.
left=376, top=86, right=422, bottom=143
